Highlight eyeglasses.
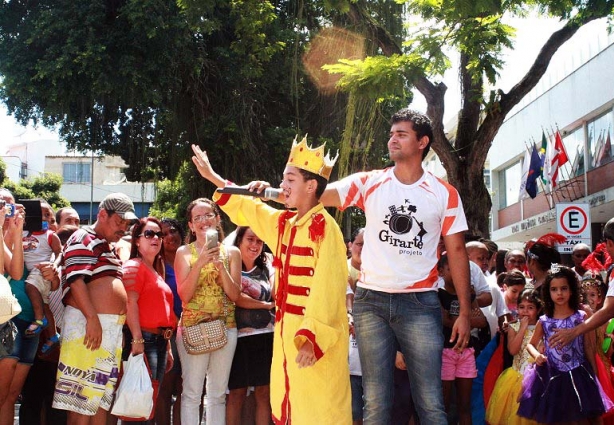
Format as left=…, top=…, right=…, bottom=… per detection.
left=139, top=230, right=164, bottom=239
left=192, top=213, right=216, bottom=223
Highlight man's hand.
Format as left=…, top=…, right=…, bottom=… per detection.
left=36, top=262, right=60, bottom=290
left=84, top=315, right=103, bottom=350
left=245, top=181, right=286, bottom=202
left=450, top=313, right=471, bottom=352
left=395, top=352, right=407, bottom=370
left=549, top=327, right=578, bottom=349
left=296, top=340, right=317, bottom=368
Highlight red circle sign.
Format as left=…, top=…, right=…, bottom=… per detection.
left=559, top=206, right=588, bottom=235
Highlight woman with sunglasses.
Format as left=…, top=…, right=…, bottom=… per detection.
left=121, top=217, right=177, bottom=424
left=174, top=198, right=241, bottom=425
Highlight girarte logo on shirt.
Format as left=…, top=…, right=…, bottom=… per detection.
left=380, top=200, right=428, bottom=251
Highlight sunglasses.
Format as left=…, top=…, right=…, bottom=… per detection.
left=139, top=230, right=164, bottom=239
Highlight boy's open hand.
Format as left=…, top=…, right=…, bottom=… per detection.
left=191, top=144, right=216, bottom=181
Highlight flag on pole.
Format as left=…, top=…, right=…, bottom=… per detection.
left=519, top=148, right=531, bottom=200
left=524, top=144, right=542, bottom=199
left=546, top=130, right=569, bottom=188
left=539, top=131, right=548, bottom=184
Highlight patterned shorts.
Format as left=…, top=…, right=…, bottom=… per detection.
left=52, top=306, right=125, bottom=416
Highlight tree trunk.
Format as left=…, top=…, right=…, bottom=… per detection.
left=447, top=159, right=493, bottom=238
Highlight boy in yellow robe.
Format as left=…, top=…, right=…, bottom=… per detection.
left=191, top=138, right=351, bottom=425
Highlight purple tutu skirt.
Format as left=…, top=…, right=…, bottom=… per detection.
left=518, top=361, right=608, bottom=422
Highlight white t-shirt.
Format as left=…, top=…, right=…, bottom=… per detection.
left=606, top=273, right=614, bottom=297
left=437, top=261, right=490, bottom=295
left=483, top=273, right=510, bottom=338
left=331, top=168, right=468, bottom=293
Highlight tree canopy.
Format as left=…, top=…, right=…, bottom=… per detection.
left=0, top=0, right=398, bottom=188
left=326, top=0, right=614, bottom=236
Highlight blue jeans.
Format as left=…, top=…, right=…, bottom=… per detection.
left=141, top=331, right=170, bottom=384
left=354, top=288, right=446, bottom=425
left=9, top=317, right=40, bottom=364
left=122, top=329, right=169, bottom=384
left=350, top=375, right=364, bottom=421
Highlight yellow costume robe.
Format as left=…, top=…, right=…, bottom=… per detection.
left=214, top=191, right=351, bottom=425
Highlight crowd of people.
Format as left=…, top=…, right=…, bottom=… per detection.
left=0, top=108, right=613, bottom=425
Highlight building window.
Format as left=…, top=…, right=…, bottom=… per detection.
left=588, top=111, right=613, bottom=170
left=498, top=161, right=522, bottom=209
left=561, top=127, right=585, bottom=179
left=63, top=163, right=91, bottom=184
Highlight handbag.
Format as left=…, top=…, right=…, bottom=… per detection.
left=0, top=274, right=21, bottom=325
left=0, top=321, right=17, bottom=357
left=182, top=318, right=227, bottom=355
left=182, top=293, right=229, bottom=355
left=111, top=353, right=157, bottom=420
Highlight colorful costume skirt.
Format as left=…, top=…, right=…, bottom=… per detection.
left=518, top=361, right=611, bottom=423
left=486, top=367, right=542, bottom=425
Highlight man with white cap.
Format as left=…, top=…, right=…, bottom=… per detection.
left=52, top=193, right=138, bottom=424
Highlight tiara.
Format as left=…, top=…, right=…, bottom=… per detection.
left=550, top=263, right=562, bottom=274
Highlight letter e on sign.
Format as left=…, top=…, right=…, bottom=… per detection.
left=555, top=203, right=591, bottom=253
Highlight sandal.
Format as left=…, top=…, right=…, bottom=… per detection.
left=25, top=317, right=48, bottom=338
left=41, top=332, right=61, bottom=355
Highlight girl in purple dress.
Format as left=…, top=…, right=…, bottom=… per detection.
left=518, top=265, right=613, bottom=423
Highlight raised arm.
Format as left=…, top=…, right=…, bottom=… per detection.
left=3, top=209, right=24, bottom=280
left=191, top=144, right=227, bottom=188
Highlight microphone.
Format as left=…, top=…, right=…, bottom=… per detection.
left=216, top=186, right=282, bottom=200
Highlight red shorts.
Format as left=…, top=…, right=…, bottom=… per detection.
left=441, top=347, right=477, bottom=380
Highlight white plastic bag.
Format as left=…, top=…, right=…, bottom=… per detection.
left=111, top=353, right=154, bottom=418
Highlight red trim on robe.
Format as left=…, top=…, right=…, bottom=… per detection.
left=281, top=244, right=314, bottom=256
left=287, top=265, right=314, bottom=277
left=287, top=285, right=310, bottom=296
left=295, top=329, right=324, bottom=360
left=284, top=303, right=306, bottom=316
left=276, top=225, right=298, bottom=423
left=215, top=192, right=231, bottom=206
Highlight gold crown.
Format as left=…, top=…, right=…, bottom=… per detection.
left=286, top=136, right=339, bottom=180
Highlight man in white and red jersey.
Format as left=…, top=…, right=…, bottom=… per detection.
left=320, top=109, right=472, bottom=424
left=52, top=193, right=137, bottom=424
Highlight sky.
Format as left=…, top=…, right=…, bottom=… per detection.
left=0, top=107, right=58, bottom=153
left=0, top=14, right=607, bottom=154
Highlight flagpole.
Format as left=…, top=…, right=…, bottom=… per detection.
left=555, top=125, right=581, bottom=202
